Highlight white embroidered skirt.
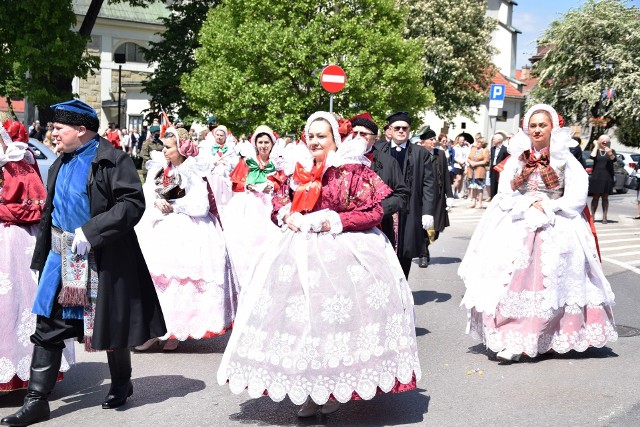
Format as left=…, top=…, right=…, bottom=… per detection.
left=217, top=227, right=421, bottom=405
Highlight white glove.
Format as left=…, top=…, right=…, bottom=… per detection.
left=71, top=227, right=91, bottom=256
left=422, top=214, right=434, bottom=231
left=286, top=212, right=304, bottom=230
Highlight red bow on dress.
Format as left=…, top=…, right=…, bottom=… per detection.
left=510, top=149, right=560, bottom=191
left=290, top=160, right=325, bottom=213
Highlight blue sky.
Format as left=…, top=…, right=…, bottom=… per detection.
left=513, top=0, right=640, bottom=68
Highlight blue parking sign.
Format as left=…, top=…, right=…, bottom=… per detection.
left=489, top=84, right=506, bottom=101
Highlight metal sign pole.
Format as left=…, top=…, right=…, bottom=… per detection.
left=329, top=94, right=334, bottom=113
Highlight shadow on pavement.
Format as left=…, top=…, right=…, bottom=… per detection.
left=228, top=388, right=430, bottom=426
left=134, top=333, right=231, bottom=354
left=41, top=362, right=205, bottom=418
left=415, top=327, right=430, bottom=336
left=429, top=256, right=462, bottom=265
left=412, top=290, right=451, bottom=305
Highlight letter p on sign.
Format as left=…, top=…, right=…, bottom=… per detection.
left=489, top=84, right=506, bottom=101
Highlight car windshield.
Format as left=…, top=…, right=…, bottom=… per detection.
left=28, top=143, right=47, bottom=160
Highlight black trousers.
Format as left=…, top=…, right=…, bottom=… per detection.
left=31, top=285, right=84, bottom=350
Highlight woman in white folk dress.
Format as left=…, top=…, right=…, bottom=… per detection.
left=224, top=125, right=285, bottom=288
left=217, top=112, right=421, bottom=417
left=135, top=127, right=239, bottom=351
left=459, top=104, right=617, bottom=362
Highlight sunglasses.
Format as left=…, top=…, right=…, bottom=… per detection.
left=393, top=126, right=408, bottom=132
left=353, top=130, right=374, bottom=137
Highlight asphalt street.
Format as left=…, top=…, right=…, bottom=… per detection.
left=1, top=192, right=639, bottom=427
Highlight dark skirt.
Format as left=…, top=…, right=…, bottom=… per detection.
left=589, top=171, right=613, bottom=195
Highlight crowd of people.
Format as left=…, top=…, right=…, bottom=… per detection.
left=0, top=100, right=620, bottom=425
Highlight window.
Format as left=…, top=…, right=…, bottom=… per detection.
left=497, top=111, right=508, bottom=122
left=114, top=43, right=145, bottom=63
left=129, top=115, right=143, bottom=132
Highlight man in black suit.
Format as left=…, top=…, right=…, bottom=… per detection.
left=350, top=113, right=409, bottom=249
left=377, top=111, right=436, bottom=279
left=489, top=133, right=509, bottom=199
left=418, top=128, right=453, bottom=268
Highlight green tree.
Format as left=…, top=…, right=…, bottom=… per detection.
left=530, top=0, right=640, bottom=148
left=0, top=0, right=156, bottom=121
left=401, top=0, right=497, bottom=120
left=142, top=0, right=220, bottom=124
left=182, top=0, right=432, bottom=134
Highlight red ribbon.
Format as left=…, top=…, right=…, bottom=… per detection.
left=229, top=158, right=249, bottom=192
left=291, top=160, right=324, bottom=213
left=583, top=206, right=602, bottom=262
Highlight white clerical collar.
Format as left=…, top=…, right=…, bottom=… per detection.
left=391, top=140, right=407, bottom=151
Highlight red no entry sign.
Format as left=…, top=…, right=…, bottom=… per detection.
left=320, top=65, right=346, bottom=93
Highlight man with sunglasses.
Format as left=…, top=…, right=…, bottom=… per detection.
left=377, top=111, right=436, bottom=279
left=349, top=113, right=409, bottom=250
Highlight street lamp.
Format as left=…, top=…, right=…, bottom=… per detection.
left=114, top=52, right=126, bottom=129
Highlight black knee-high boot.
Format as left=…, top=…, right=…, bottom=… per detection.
left=102, top=348, right=133, bottom=409
left=1, top=346, right=62, bottom=426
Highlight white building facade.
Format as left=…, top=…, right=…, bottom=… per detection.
left=418, top=0, right=525, bottom=141
left=71, top=0, right=168, bottom=133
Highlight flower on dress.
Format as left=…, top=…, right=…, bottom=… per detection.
left=512, top=246, right=531, bottom=270
left=297, top=336, right=321, bottom=370
left=324, top=332, right=351, bottom=368
left=16, top=308, right=36, bottom=347
left=285, top=295, right=308, bottom=323
left=278, top=264, right=294, bottom=283
left=307, top=270, right=321, bottom=289
left=356, top=323, right=381, bottom=361
left=24, top=243, right=36, bottom=256
left=268, top=331, right=296, bottom=366
left=347, top=264, right=367, bottom=284
left=0, top=272, right=12, bottom=295
left=237, top=326, right=267, bottom=361
left=0, top=357, right=16, bottom=383
left=253, top=289, right=273, bottom=318
left=321, top=295, right=353, bottom=324
left=366, top=280, right=390, bottom=309
left=385, top=313, right=408, bottom=350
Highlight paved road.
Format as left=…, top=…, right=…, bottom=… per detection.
left=1, top=193, right=639, bottom=426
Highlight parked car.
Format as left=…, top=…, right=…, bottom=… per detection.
left=27, top=138, right=57, bottom=185
left=615, top=151, right=640, bottom=175
left=583, top=151, right=629, bottom=194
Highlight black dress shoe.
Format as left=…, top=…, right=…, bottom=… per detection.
left=418, top=257, right=429, bottom=268
left=102, top=380, right=133, bottom=409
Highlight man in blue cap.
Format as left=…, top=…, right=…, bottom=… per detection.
left=1, top=100, right=166, bottom=427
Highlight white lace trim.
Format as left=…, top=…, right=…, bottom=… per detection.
left=479, top=321, right=618, bottom=357
left=223, top=312, right=421, bottom=404
left=226, top=351, right=420, bottom=404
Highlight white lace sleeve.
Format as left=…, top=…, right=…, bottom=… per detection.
left=542, top=156, right=588, bottom=218
left=145, top=150, right=167, bottom=174
left=172, top=160, right=210, bottom=218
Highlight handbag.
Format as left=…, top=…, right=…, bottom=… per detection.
left=624, top=175, right=639, bottom=191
